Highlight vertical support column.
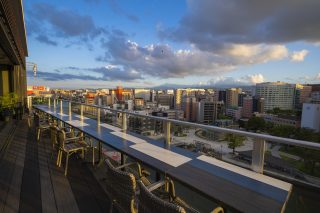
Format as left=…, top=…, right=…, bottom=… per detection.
left=163, top=120, right=171, bottom=145
left=48, top=97, right=51, bottom=108
left=60, top=100, right=63, bottom=113
left=80, top=104, right=83, bottom=120
left=252, top=138, right=265, bottom=173
left=68, top=101, right=72, bottom=116
left=53, top=99, right=56, bottom=109
left=27, top=96, right=32, bottom=112
left=122, top=112, right=127, bottom=131
left=97, top=107, right=101, bottom=124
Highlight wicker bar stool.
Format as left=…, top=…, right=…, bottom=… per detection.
left=56, top=129, right=88, bottom=175
left=138, top=178, right=224, bottom=213
left=34, top=112, right=51, bottom=142
left=138, top=180, right=186, bottom=213
left=105, top=159, right=138, bottom=213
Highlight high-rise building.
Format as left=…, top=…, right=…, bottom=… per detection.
left=242, top=96, right=253, bottom=118
left=157, top=94, right=174, bottom=108
left=294, top=84, right=312, bottom=109
left=256, top=82, right=295, bottom=111
left=101, top=95, right=113, bottom=106
left=125, top=100, right=134, bottom=111
left=253, top=96, right=265, bottom=113
left=182, top=96, right=198, bottom=122
left=134, top=98, right=144, bottom=108
left=134, top=89, right=151, bottom=102
left=238, top=92, right=247, bottom=107
left=218, top=90, right=226, bottom=103
left=197, top=100, right=223, bottom=124
left=226, top=107, right=242, bottom=120
left=122, top=89, right=133, bottom=101
left=114, top=86, right=123, bottom=102
left=226, top=88, right=241, bottom=108
left=301, top=103, right=320, bottom=132
left=150, top=90, right=156, bottom=102
left=174, top=89, right=184, bottom=109
left=311, top=91, right=320, bottom=104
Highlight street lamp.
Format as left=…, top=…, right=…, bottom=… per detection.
left=26, top=62, right=37, bottom=77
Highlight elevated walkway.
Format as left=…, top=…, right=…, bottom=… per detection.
left=0, top=118, right=110, bottom=213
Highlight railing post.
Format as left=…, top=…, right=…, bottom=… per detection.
left=60, top=99, right=63, bottom=113
left=27, top=96, right=32, bottom=112
left=80, top=104, right=83, bottom=120
left=163, top=120, right=171, bottom=145
left=252, top=138, right=265, bottom=173
left=97, top=107, right=101, bottom=124
left=68, top=101, right=72, bottom=116
left=122, top=112, right=127, bottom=131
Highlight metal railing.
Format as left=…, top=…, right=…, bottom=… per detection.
left=30, top=97, right=320, bottom=175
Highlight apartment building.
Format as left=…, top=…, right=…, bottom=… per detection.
left=256, top=82, right=295, bottom=111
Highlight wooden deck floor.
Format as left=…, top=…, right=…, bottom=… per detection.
left=0, top=118, right=111, bottom=213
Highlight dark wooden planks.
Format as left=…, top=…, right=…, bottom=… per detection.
left=38, top=131, right=57, bottom=213
left=19, top=122, right=42, bottom=213
left=44, top=139, right=80, bottom=213
left=0, top=121, right=29, bottom=213
left=67, top=156, right=110, bottom=213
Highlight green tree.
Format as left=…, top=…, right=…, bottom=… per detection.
left=247, top=117, right=266, bottom=132
left=292, top=147, right=320, bottom=175
left=224, top=133, right=246, bottom=154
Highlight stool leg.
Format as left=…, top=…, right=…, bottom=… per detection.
left=65, top=153, right=69, bottom=176
left=36, top=128, right=40, bottom=141
left=92, top=146, right=95, bottom=166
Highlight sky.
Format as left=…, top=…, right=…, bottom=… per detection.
left=25, top=0, right=320, bottom=89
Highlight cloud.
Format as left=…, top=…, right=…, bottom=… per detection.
left=89, top=66, right=143, bottom=81
left=221, top=44, right=288, bottom=64
left=97, top=30, right=288, bottom=79
left=106, top=0, right=139, bottom=22
left=290, top=49, right=309, bottom=62
left=27, top=65, right=143, bottom=82
left=26, top=3, right=107, bottom=47
left=35, top=35, right=58, bottom=46
left=242, top=74, right=265, bottom=84
left=207, top=74, right=265, bottom=86
left=27, top=70, right=99, bottom=81
left=158, top=0, right=320, bottom=51
left=314, top=73, right=320, bottom=80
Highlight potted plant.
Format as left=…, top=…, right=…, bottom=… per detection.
left=0, top=93, right=18, bottom=122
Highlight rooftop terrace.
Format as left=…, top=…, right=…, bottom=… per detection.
left=1, top=98, right=319, bottom=212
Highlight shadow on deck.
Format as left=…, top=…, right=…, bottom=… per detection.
left=0, top=118, right=111, bottom=213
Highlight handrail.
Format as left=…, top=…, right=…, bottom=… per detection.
left=59, top=99, right=320, bottom=150
left=30, top=96, right=320, bottom=174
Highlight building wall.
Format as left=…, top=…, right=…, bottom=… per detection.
left=182, top=96, right=198, bottom=122
left=226, top=88, right=241, bottom=108
left=134, top=89, right=150, bottom=101
left=261, top=114, right=301, bottom=128
left=197, top=100, right=221, bottom=124
left=226, top=107, right=242, bottom=120
left=301, top=103, right=320, bottom=132
left=294, top=84, right=312, bottom=109
left=256, top=82, right=295, bottom=111
left=0, top=1, right=28, bottom=107
left=242, top=97, right=253, bottom=118
left=157, top=94, right=174, bottom=108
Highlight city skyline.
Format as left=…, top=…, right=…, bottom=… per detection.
left=26, top=0, right=320, bottom=88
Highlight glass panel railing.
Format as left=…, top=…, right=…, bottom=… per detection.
left=32, top=98, right=320, bottom=212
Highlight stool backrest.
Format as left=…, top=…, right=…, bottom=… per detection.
left=138, top=181, right=186, bottom=213
left=105, top=159, right=136, bottom=213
